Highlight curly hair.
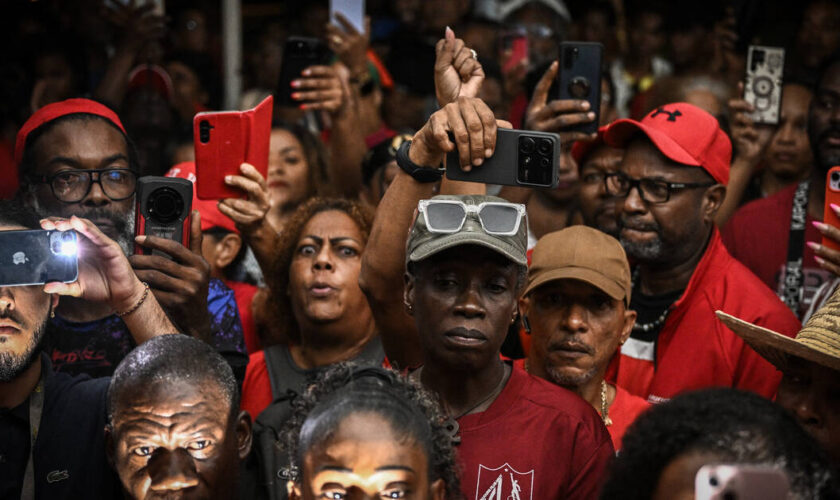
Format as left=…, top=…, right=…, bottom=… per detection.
left=282, top=363, right=463, bottom=499
left=266, top=197, right=374, bottom=345
left=600, top=388, right=839, bottom=500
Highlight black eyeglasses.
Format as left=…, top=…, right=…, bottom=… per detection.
left=32, top=168, right=137, bottom=203
left=604, top=172, right=715, bottom=204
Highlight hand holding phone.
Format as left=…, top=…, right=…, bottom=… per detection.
left=193, top=95, right=273, bottom=200
left=277, top=37, right=331, bottom=107
left=525, top=61, right=597, bottom=143
left=134, top=176, right=193, bottom=256
left=556, top=42, right=603, bottom=135
left=744, top=45, right=784, bottom=125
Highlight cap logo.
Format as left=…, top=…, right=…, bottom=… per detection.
left=650, top=107, right=682, bottom=122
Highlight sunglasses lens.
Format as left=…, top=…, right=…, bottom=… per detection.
left=479, top=204, right=520, bottom=234
left=425, top=203, right=466, bottom=232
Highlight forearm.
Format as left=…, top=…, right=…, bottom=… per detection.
left=241, top=220, right=281, bottom=281
left=715, top=157, right=755, bottom=227
left=328, top=106, right=367, bottom=198
left=93, top=45, right=138, bottom=108
left=121, top=290, right=180, bottom=345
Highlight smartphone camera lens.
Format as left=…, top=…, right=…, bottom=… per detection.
left=199, top=120, right=214, bottom=144
left=537, top=138, right=553, bottom=156
left=539, top=157, right=551, bottom=168
left=832, top=172, right=839, bottom=183
left=520, top=137, right=536, bottom=154
left=147, top=187, right=184, bottom=224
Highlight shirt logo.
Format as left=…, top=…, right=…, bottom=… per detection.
left=650, top=108, right=682, bottom=122
left=475, top=463, right=534, bottom=500
left=46, top=470, right=69, bottom=483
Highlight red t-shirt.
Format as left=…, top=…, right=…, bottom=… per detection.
left=608, top=385, right=649, bottom=451
left=223, top=280, right=260, bottom=353
left=241, top=349, right=272, bottom=419
left=510, top=358, right=648, bottom=452
left=457, top=364, right=614, bottom=500
left=608, top=229, right=801, bottom=402
left=722, top=183, right=831, bottom=319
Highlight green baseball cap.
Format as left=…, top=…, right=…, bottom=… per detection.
left=405, top=194, right=528, bottom=266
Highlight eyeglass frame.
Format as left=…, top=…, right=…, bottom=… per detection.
left=603, top=171, right=716, bottom=204
left=417, top=199, right=527, bottom=236
left=29, top=168, right=138, bottom=204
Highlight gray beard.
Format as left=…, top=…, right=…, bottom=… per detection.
left=30, top=198, right=135, bottom=256
left=545, top=362, right=598, bottom=389
left=0, top=311, right=49, bottom=382
left=620, top=233, right=665, bottom=262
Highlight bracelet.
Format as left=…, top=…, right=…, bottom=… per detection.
left=116, top=282, right=150, bottom=317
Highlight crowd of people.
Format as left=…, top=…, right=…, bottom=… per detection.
left=3, top=0, right=840, bottom=498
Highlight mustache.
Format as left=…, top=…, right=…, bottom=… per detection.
left=619, top=214, right=661, bottom=233
left=817, top=126, right=840, bottom=146
left=0, top=309, right=25, bottom=329
left=548, top=340, right=595, bottom=355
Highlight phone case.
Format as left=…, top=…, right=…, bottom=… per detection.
left=193, top=95, right=273, bottom=200
left=823, top=166, right=840, bottom=251
left=557, top=42, right=603, bottom=135
left=445, top=129, right=560, bottom=188
left=277, top=37, right=330, bottom=107
left=0, top=230, right=78, bottom=287
left=744, top=45, right=784, bottom=125
left=135, top=177, right=193, bottom=256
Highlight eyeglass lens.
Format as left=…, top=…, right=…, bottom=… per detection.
left=52, top=170, right=135, bottom=202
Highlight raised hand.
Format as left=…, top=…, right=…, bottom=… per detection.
left=434, top=27, right=485, bottom=107
left=290, top=64, right=347, bottom=114
left=325, top=13, right=371, bottom=78
left=524, top=61, right=597, bottom=144
left=217, top=163, right=272, bottom=235
left=411, top=97, right=498, bottom=171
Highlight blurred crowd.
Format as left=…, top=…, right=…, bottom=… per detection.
left=3, top=0, right=840, bottom=499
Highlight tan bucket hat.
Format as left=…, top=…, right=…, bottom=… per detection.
left=716, top=287, right=840, bottom=372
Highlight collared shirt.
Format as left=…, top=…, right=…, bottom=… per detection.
left=0, top=354, right=120, bottom=499
left=608, top=229, right=802, bottom=402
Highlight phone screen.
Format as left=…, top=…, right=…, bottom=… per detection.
left=330, top=0, right=365, bottom=33
left=0, top=230, right=78, bottom=287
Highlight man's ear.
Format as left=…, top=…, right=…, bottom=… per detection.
left=702, top=184, right=727, bottom=223
left=430, top=478, right=446, bottom=500
left=403, top=272, right=415, bottom=316
left=214, top=233, right=243, bottom=270
left=104, top=423, right=116, bottom=469
left=49, top=293, right=59, bottom=313
left=620, top=306, right=636, bottom=346
left=236, top=411, right=253, bottom=460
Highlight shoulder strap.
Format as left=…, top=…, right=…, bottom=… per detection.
left=780, top=180, right=810, bottom=317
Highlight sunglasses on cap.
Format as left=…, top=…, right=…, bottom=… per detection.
left=418, top=199, right=527, bottom=236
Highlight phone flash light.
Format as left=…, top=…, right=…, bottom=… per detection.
left=59, top=240, right=78, bottom=256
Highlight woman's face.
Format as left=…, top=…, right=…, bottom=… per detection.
left=293, top=412, right=445, bottom=500
left=288, top=210, right=372, bottom=333
left=268, top=129, right=311, bottom=212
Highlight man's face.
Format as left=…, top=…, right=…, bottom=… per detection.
left=797, top=1, right=840, bottom=69
left=765, top=84, right=814, bottom=181
left=617, top=139, right=716, bottom=266
left=808, top=63, right=840, bottom=175
left=0, top=225, right=56, bottom=382
left=521, top=279, right=633, bottom=388
left=109, top=379, right=251, bottom=500
left=578, top=144, right=624, bottom=237
left=406, top=245, right=520, bottom=370
left=775, top=356, right=840, bottom=467
left=629, top=12, right=665, bottom=59
left=26, top=119, right=135, bottom=253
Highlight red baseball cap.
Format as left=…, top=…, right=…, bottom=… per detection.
left=165, top=162, right=239, bottom=234
left=571, top=125, right=609, bottom=165
left=15, top=98, right=127, bottom=165
left=604, top=102, right=731, bottom=185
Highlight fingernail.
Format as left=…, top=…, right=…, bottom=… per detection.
left=135, top=235, right=146, bottom=243
left=445, top=26, right=453, bottom=35
left=813, top=221, right=827, bottom=232
left=225, top=175, right=232, bottom=183
left=815, top=256, right=826, bottom=265
left=299, top=104, right=307, bottom=110
left=832, top=203, right=840, bottom=214
left=588, top=112, right=596, bottom=119
left=291, top=92, right=300, bottom=100
left=291, top=80, right=300, bottom=88
left=302, top=69, right=311, bottom=76
left=807, top=241, right=821, bottom=251
left=485, top=148, right=493, bottom=158
left=581, top=101, right=590, bottom=110
left=473, top=158, right=483, bottom=166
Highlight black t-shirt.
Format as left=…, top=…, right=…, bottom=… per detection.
left=629, top=287, right=684, bottom=343
left=0, top=354, right=120, bottom=499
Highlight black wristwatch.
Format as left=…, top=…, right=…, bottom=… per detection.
left=396, top=140, right=445, bottom=183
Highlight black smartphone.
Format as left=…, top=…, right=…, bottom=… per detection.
left=277, top=37, right=331, bottom=107
left=557, top=42, right=603, bottom=135
left=0, top=229, right=78, bottom=287
left=445, top=129, right=560, bottom=188
left=134, top=177, right=193, bottom=257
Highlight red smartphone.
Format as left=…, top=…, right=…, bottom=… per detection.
left=501, top=31, right=529, bottom=74
left=193, top=95, right=273, bottom=200
left=823, top=166, right=840, bottom=251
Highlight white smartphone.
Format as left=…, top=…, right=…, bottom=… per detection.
left=695, top=464, right=790, bottom=500
left=330, top=0, right=365, bottom=33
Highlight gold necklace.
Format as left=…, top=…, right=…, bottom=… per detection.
left=525, top=359, right=612, bottom=426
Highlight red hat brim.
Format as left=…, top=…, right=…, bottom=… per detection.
left=604, top=118, right=702, bottom=169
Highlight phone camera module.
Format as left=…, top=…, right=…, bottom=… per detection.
left=569, top=76, right=591, bottom=99
left=537, top=138, right=553, bottom=156
left=147, top=187, right=185, bottom=224
left=198, top=120, right=214, bottom=144
left=520, top=137, right=536, bottom=154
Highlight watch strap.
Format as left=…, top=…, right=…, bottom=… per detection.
left=396, top=140, right=445, bottom=183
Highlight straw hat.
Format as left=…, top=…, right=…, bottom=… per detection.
left=715, top=287, right=840, bottom=373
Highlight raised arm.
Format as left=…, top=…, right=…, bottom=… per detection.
left=359, top=97, right=498, bottom=367
left=41, top=216, right=177, bottom=344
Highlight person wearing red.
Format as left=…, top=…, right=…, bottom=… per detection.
left=165, top=162, right=261, bottom=353
left=603, top=102, right=801, bottom=403
left=723, top=56, right=840, bottom=321
left=518, top=226, right=648, bottom=450
left=360, top=96, right=614, bottom=500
